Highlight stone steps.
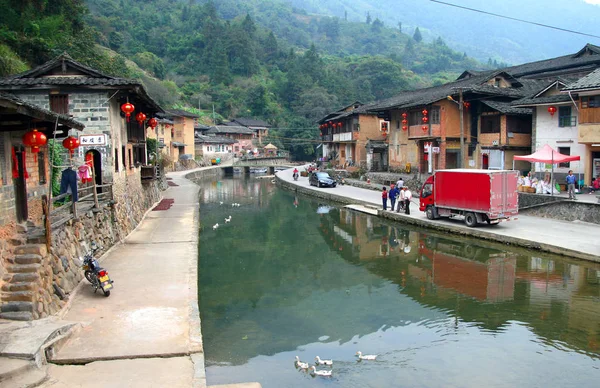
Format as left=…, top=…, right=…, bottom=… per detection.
left=1, top=283, right=36, bottom=292
left=0, top=311, right=34, bottom=321
left=15, top=255, right=43, bottom=265
left=0, top=357, right=47, bottom=387
left=6, top=264, right=41, bottom=274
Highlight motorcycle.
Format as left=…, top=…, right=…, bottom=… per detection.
left=293, top=171, right=299, bottom=181
left=336, top=175, right=345, bottom=185
left=82, top=242, right=114, bottom=297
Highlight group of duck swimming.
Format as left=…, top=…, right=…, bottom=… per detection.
left=295, top=352, right=378, bottom=377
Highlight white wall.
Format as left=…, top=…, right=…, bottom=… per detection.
left=535, top=104, right=585, bottom=175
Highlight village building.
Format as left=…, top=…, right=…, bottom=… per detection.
left=194, top=133, right=236, bottom=158
left=317, top=102, right=385, bottom=171
left=146, top=117, right=174, bottom=158
left=227, top=118, right=271, bottom=145
left=0, top=92, right=84, bottom=226
left=204, top=125, right=255, bottom=155
left=166, top=109, right=198, bottom=159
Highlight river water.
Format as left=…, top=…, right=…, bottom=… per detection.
left=197, top=176, right=600, bottom=388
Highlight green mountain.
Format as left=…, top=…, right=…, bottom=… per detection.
left=0, top=0, right=487, bottom=160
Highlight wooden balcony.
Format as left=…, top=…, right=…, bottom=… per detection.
left=579, top=107, right=600, bottom=124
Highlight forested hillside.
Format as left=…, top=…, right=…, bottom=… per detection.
left=0, top=0, right=486, bottom=159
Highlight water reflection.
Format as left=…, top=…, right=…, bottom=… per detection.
left=198, top=177, right=600, bottom=387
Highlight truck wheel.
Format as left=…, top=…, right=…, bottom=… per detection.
left=464, top=212, right=477, bottom=227
left=426, top=206, right=436, bottom=220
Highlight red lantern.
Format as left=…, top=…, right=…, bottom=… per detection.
left=22, top=129, right=47, bottom=162
left=402, top=119, right=408, bottom=125
left=402, top=112, right=408, bottom=119
left=402, top=125, right=408, bottom=131
left=463, top=102, right=471, bottom=109
left=422, top=125, right=428, bottom=132
left=422, top=117, right=429, bottom=123
left=547, top=106, right=557, bottom=116
left=148, top=117, right=158, bottom=130
left=338, top=122, right=343, bottom=127
left=62, top=136, right=80, bottom=157
left=121, top=102, right=135, bottom=122
left=422, top=109, right=428, bottom=116
left=135, top=112, right=147, bottom=128
left=382, top=132, right=387, bottom=138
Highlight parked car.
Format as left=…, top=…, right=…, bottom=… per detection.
left=309, top=172, right=337, bottom=188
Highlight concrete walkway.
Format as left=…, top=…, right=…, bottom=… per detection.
left=38, top=169, right=205, bottom=388
left=277, top=168, right=600, bottom=261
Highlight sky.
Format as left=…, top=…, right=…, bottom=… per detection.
left=584, top=0, right=600, bottom=4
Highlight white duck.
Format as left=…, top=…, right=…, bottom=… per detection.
left=294, top=356, right=309, bottom=369
left=225, top=216, right=232, bottom=223
left=309, top=366, right=332, bottom=377
left=212, top=223, right=219, bottom=230
left=219, top=201, right=223, bottom=205
left=315, top=356, right=333, bottom=366
left=356, top=351, right=378, bottom=360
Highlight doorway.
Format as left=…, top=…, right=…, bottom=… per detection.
left=482, top=154, right=489, bottom=170
left=13, top=146, right=28, bottom=222
left=86, top=150, right=102, bottom=192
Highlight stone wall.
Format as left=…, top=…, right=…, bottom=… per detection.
left=0, top=173, right=161, bottom=320
left=519, top=200, right=600, bottom=224
left=517, top=192, right=566, bottom=209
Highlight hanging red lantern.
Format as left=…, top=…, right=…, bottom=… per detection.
left=22, top=129, right=48, bottom=162
left=422, top=125, right=428, bottom=132
left=62, top=136, right=80, bottom=157
left=422, top=109, right=428, bottom=116
left=422, top=117, right=429, bottom=123
left=463, top=102, right=471, bottom=109
left=547, top=106, right=557, bottom=116
left=338, top=122, right=343, bottom=127
left=402, top=119, right=408, bottom=125
left=402, top=125, right=408, bottom=131
left=135, top=112, right=147, bottom=128
left=121, top=102, right=135, bottom=122
left=382, top=132, right=387, bottom=138
left=402, top=112, right=408, bottom=119
left=148, top=117, right=158, bottom=130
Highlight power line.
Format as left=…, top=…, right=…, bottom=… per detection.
left=429, top=0, right=600, bottom=40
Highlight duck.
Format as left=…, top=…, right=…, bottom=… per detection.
left=309, top=366, right=332, bottom=377
left=225, top=216, right=232, bottom=223
left=315, top=356, right=333, bottom=366
left=212, top=223, right=219, bottom=230
left=356, top=351, right=378, bottom=360
left=294, top=356, right=309, bottom=369
left=219, top=201, right=223, bottom=205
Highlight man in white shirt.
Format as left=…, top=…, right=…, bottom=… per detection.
left=397, top=187, right=405, bottom=212
left=404, top=187, right=412, bottom=215
left=396, top=177, right=404, bottom=189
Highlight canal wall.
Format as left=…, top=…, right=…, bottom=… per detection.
left=276, top=175, right=600, bottom=263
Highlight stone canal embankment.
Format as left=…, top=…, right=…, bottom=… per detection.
left=276, top=170, right=600, bottom=263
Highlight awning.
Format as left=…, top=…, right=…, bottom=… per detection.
left=172, top=141, right=186, bottom=147
left=513, top=144, right=580, bottom=163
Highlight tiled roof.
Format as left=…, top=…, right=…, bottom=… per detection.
left=511, top=94, right=572, bottom=107
left=481, top=100, right=532, bottom=115
left=0, top=91, right=84, bottom=130
left=231, top=118, right=271, bottom=128
left=167, top=109, right=200, bottom=118
left=0, top=53, right=164, bottom=113
left=194, top=134, right=236, bottom=144
left=562, top=68, right=600, bottom=91
left=205, top=125, right=254, bottom=135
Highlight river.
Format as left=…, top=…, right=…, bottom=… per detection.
left=197, top=175, right=600, bottom=387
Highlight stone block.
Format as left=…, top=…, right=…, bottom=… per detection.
left=53, top=283, right=66, bottom=300
left=14, top=245, right=47, bottom=256
left=1, top=290, right=34, bottom=302
left=0, top=311, right=33, bottom=321
left=15, top=254, right=43, bottom=265
left=7, top=264, right=41, bottom=273
left=0, top=301, right=34, bottom=312
left=10, top=272, right=40, bottom=283
left=2, top=282, right=36, bottom=292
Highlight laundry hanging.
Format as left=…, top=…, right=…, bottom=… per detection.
left=78, top=164, right=92, bottom=183
left=59, top=167, right=79, bottom=201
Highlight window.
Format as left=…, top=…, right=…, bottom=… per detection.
left=481, top=115, right=500, bottom=133
left=49, top=94, right=69, bottom=114
left=558, top=147, right=570, bottom=168
left=581, top=96, right=600, bottom=108
left=558, top=106, right=575, bottom=127
left=408, top=111, right=421, bottom=126
left=430, top=107, right=440, bottom=124
left=494, top=78, right=501, bottom=87
left=38, top=152, right=46, bottom=184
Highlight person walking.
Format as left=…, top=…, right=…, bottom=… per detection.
left=381, top=187, right=388, bottom=210
left=566, top=170, right=577, bottom=200
left=404, top=186, right=412, bottom=215
left=389, top=185, right=399, bottom=211
left=396, top=177, right=404, bottom=190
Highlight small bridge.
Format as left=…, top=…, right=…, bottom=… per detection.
left=224, top=156, right=294, bottom=175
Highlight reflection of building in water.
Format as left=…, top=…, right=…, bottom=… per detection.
left=418, top=238, right=516, bottom=302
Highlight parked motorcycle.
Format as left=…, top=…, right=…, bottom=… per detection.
left=82, top=242, right=114, bottom=297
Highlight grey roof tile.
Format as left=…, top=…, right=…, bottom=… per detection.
left=562, top=68, right=600, bottom=91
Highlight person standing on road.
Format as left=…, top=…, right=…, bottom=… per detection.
left=389, top=185, right=399, bottom=211
left=404, top=186, right=412, bottom=215
left=397, top=187, right=405, bottom=212
left=396, top=177, right=404, bottom=190
left=566, top=170, right=577, bottom=200
left=382, top=187, right=388, bottom=210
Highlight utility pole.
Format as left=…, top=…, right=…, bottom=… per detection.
left=459, top=88, right=465, bottom=168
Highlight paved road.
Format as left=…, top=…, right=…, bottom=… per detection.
left=278, top=168, right=600, bottom=261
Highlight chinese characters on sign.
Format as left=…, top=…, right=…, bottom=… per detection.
left=79, top=134, right=107, bottom=146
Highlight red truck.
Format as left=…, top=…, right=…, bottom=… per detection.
left=418, top=169, right=518, bottom=227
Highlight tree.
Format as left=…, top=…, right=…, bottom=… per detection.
left=366, top=12, right=371, bottom=24
left=371, top=18, right=384, bottom=33
left=398, top=22, right=402, bottom=33
left=413, top=27, right=422, bottom=42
